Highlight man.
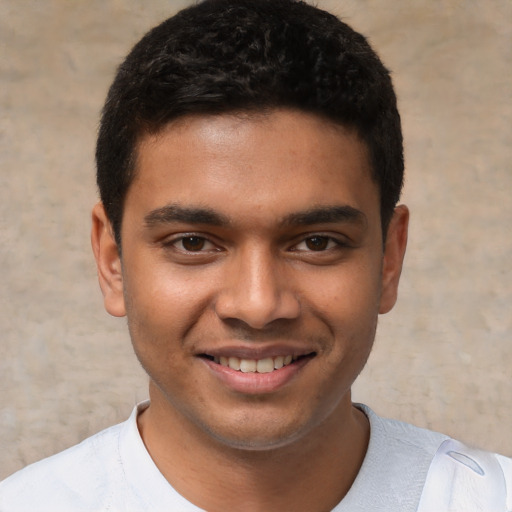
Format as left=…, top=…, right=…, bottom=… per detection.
left=1, top=0, right=510, bottom=510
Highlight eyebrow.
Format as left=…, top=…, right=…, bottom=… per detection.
left=144, top=204, right=230, bottom=227
left=144, top=203, right=366, bottom=229
left=281, top=205, right=367, bottom=228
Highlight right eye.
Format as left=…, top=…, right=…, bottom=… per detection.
left=172, top=236, right=216, bottom=252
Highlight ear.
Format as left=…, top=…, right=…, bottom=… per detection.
left=91, top=202, right=126, bottom=317
left=379, top=205, right=409, bottom=314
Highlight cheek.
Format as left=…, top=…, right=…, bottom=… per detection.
left=306, top=261, right=382, bottom=322
left=122, top=262, right=219, bottom=351
left=304, top=261, right=382, bottom=367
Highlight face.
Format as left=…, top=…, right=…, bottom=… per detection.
left=92, top=109, right=408, bottom=450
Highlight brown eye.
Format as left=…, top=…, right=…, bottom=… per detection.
left=304, top=236, right=329, bottom=251
left=181, top=236, right=206, bottom=251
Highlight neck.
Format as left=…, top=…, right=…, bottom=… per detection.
left=138, top=385, right=369, bottom=512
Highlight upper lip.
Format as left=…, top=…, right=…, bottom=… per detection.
left=196, top=343, right=317, bottom=360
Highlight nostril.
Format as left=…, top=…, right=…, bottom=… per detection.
left=214, top=272, right=301, bottom=329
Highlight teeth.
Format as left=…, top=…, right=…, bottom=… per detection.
left=273, top=356, right=284, bottom=369
left=240, top=359, right=256, bottom=373
left=228, top=356, right=240, bottom=371
left=216, top=355, right=298, bottom=373
left=256, top=358, right=274, bottom=373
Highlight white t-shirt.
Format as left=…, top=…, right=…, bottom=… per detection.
left=0, top=402, right=510, bottom=511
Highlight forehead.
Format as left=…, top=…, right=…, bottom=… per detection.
left=128, top=110, right=379, bottom=226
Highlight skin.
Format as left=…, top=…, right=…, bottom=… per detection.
left=92, top=109, right=408, bottom=511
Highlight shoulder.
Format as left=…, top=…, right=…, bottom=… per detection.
left=335, top=405, right=451, bottom=510
left=344, top=405, right=511, bottom=511
left=0, top=401, right=204, bottom=512
left=417, top=438, right=512, bottom=511
left=0, top=420, right=127, bottom=511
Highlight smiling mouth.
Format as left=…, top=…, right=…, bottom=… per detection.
left=200, top=353, right=316, bottom=373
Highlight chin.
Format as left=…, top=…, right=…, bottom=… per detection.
left=198, top=411, right=320, bottom=453
left=209, top=429, right=305, bottom=452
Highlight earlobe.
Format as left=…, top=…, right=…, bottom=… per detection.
left=91, top=202, right=126, bottom=317
left=379, top=205, right=409, bottom=314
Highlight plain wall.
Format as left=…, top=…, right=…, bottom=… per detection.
left=1, top=0, right=511, bottom=479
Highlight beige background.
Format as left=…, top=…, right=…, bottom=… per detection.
left=1, top=1, right=510, bottom=479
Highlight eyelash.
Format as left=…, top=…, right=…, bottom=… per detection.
left=291, top=235, right=346, bottom=252
left=163, top=233, right=348, bottom=254
left=164, top=234, right=220, bottom=253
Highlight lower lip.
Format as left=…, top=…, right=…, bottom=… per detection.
left=201, top=356, right=313, bottom=394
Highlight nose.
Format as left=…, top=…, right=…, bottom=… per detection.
left=214, top=245, right=301, bottom=329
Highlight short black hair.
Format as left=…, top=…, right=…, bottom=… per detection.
left=96, top=0, right=403, bottom=245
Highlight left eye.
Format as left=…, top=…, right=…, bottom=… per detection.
left=294, top=236, right=338, bottom=251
